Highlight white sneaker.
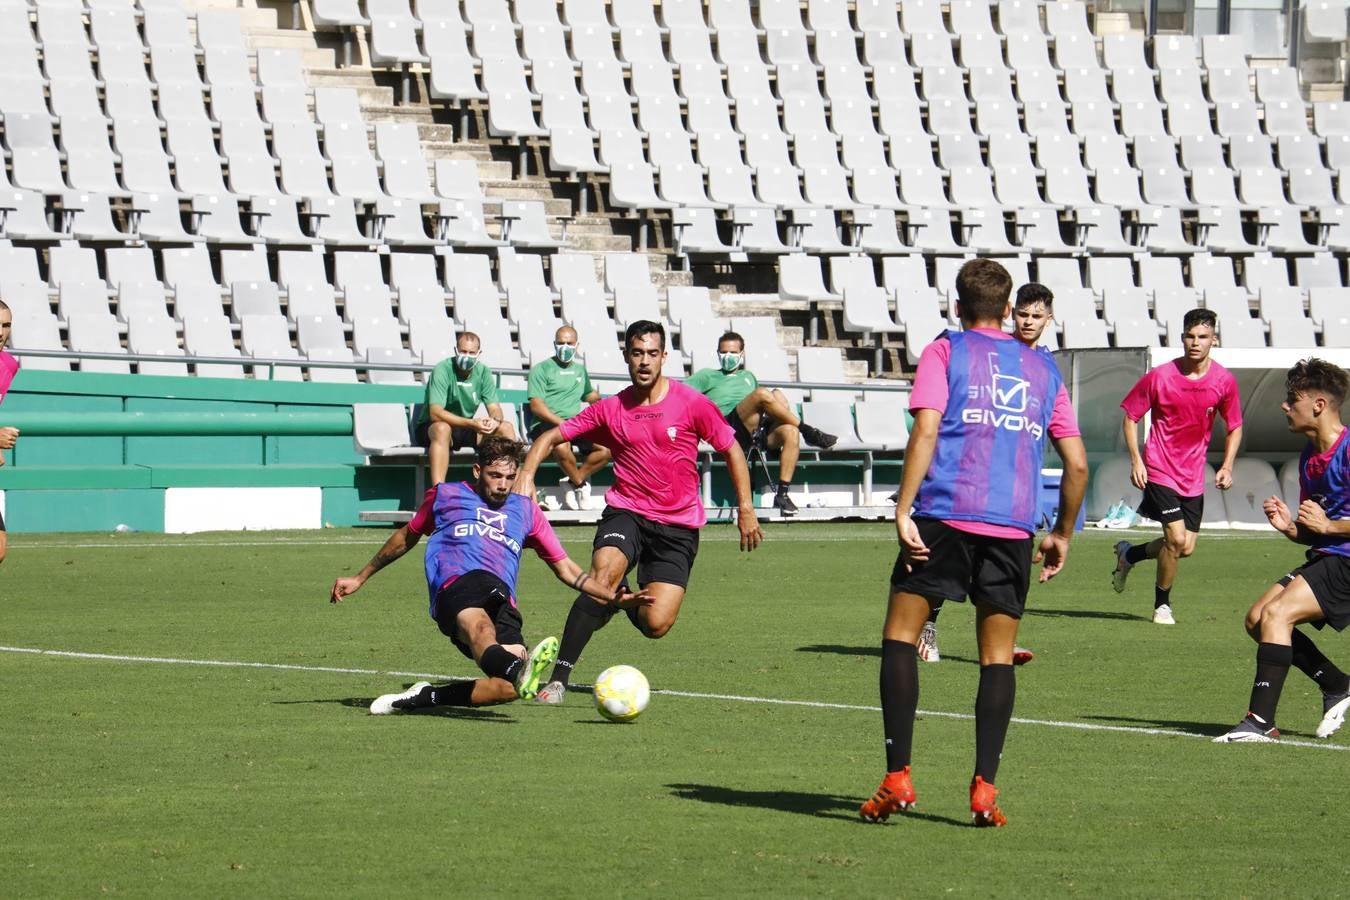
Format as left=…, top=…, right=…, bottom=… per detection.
left=917, top=621, right=940, bottom=663
left=578, top=480, right=594, bottom=510
left=1152, top=604, right=1176, bottom=625
left=561, top=477, right=582, bottom=510
left=1316, top=691, right=1350, bottom=738
left=370, top=681, right=430, bottom=715
left=1095, top=501, right=1121, bottom=529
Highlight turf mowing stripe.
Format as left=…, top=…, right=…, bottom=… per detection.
left=3, top=644, right=1344, bottom=752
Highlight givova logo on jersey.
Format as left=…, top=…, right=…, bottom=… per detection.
left=452, top=507, right=522, bottom=552
left=963, top=355, right=1044, bottom=439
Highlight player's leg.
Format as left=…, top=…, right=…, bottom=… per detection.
left=623, top=517, right=699, bottom=637
left=1215, top=575, right=1327, bottom=742
left=627, top=581, right=686, bottom=637
left=1151, top=521, right=1195, bottom=624
left=539, top=512, right=640, bottom=702
left=765, top=424, right=801, bottom=514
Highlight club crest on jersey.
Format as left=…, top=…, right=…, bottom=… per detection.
left=452, top=506, right=521, bottom=552
left=667, top=426, right=677, bottom=441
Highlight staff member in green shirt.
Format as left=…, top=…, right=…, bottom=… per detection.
left=415, top=331, right=517, bottom=485
left=526, top=325, right=610, bottom=510
left=684, top=331, right=836, bottom=516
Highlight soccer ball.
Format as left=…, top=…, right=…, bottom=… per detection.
left=593, top=665, right=650, bottom=722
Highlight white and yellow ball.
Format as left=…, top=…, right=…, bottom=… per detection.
left=593, top=665, right=650, bottom=722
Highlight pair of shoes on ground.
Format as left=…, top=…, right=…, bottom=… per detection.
left=917, top=622, right=1033, bottom=666
left=859, top=768, right=1006, bottom=827
left=1212, top=690, right=1350, bottom=743
left=368, top=637, right=559, bottom=713
left=1096, top=500, right=1137, bottom=529
left=559, top=477, right=593, bottom=511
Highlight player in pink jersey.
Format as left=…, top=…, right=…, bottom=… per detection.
left=1112, top=308, right=1243, bottom=625
left=514, top=320, right=763, bottom=706
left=0, top=300, right=20, bottom=565
left=329, top=437, right=619, bottom=714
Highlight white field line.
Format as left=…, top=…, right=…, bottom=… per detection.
left=1, top=644, right=1343, bottom=752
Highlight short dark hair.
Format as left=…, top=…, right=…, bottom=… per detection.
left=0, top=300, right=10, bottom=313
left=1015, top=283, right=1054, bottom=310
left=1287, top=357, right=1349, bottom=407
left=476, top=435, right=523, bottom=470
left=1182, top=308, right=1217, bottom=334
left=717, top=331, right=744, bottom=350
left=954, top=259, right=1013, bottom=322
left=624, top=319, right=666, bottom=350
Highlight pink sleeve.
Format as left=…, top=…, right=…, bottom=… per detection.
left=1220, top=372, right=1243, bottom=430
left=908, top=337, right=951, bottom=413
left=558, top=395, right=606, bottom=442
left=406, top=488, right=437, bottom=536
left=525, top=503, right=567, bottom=562
left=695, top=391, right=737, bottom=452
left=1048, top=384, right=1081, bottom=439
left=1120, top=370, right=1153, bottom=421
left=0, top=352, right=19, bottom=403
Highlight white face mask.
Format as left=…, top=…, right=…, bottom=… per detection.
left=719, top=352, right=742, bottom=373
left=554, top=344, right=576, bottom=364
left=454, top=352, right=478, bottom=370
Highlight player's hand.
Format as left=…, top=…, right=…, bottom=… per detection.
left=896, top=514, right=929, bottom=571
left=1129, top=460, right=1147, bottom=491
left=1297, top=499, right=1332, bottom=535
left=1034, top=532, right=1071, bottom=582
left=513, top=470, right=537, bottom=498
left=330, top=576, right=364, bottom=603
left=615, top=586, right=654, bottom=608
left=475, top=416, right=496, bottom=434
left=1264, top=496, right=1295, bottom=536
left=1215, top=466, right=1233, bottom=490
left=737, top=507, right=763, bottom=552
left=0, top=426, right=18, bottom=449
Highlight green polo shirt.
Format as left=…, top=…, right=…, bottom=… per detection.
left=418, top=358, right=498, bottom=424
left=684, top=367, right=758, bottom=416
left=527, top=356, right=594, bottom=421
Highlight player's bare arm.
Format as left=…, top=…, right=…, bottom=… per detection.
left=1035, top=435, right=1088, bottom=582
left=1296, top=499, right=1350, bottom=537
left=545, top=556, right=643, bottom=606
left=329, top=525, right=423, bottom=602
left=1122, top=414, right=1147, bottom=490
left=719, top=441, right=763, bottom=551
left=1264, top=496, right=1302, bottom=540
left=894, top=408, right=940, bottom=565
left=514, top=426, right=566, bottom=497
left=1215, top=424, right=1243, bottom=490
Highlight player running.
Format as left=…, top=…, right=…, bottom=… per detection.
left=1214, top=358, right=1350, bottom=743
left=329, top=436, right=623, bottom=713
left=859, top=260, right=1087, bottom=827
left=513, top=320, right=763, bottom=705
left=1111, top=308, right=1243, bottom=625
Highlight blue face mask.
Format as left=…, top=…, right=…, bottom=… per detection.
left=454, top=353, right=478, bottom=370
left=554, top=344, right=576, bottom=364
left=719, top=352, right=742, bottom=373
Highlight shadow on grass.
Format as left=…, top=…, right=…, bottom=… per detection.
left=1081, top=713, right=1229, bottom=736
left=1024, top=608, right=1144, bottom=622
left=666, top=783, right=967, bottom=827
left=796, top=644, right=979, bottom=665
left=274, top=695, right=514, bottom=721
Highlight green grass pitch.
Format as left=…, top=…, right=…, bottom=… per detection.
left=3, top=524, right=1349, bottom=897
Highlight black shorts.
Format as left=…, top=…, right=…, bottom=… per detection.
left=432, top=569, right=525, bottom=659
left=889, top=518, right=1033, bottom=619
left=1138, top=483, right=1204, bottom=532
left=1278, top=552, right=1350, bottom=632
left=527, top=420, right=596, bottom=456
left=593, top=505, right=699, bottom=588
left=414, top=419, right=477, bottom=451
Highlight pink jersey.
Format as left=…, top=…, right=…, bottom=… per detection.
left=1120, top=358, right=1242, bottom=497
left=910, top=328, right=1081, bottom=539
left=0, top=351, right=19, bottom=403
left=560, top=379, right=735, bottom=528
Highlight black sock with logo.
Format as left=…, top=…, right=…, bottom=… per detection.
left=552, top=594, right=615, bottom=686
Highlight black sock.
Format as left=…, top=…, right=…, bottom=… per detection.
left=880, top=640, right=919, bottom=772
left=1154, top=585, right=1171, bottom=610
left=1125, top=543, right=1150, bottom=565
left=974, top=664, right=1016, bottom=784
left=928, top=605, right=941, bottom=625
left=425, top=681, right=475, bottom=707
left=479, top=644, right=521, bottom=681
left=552, top=593, right=615, bottom=687
left=1291, top=629, right=1350, bottom=694
left=1248, top=642, right=1293, bottom=725
left=776, top=480, right=790, bottom=495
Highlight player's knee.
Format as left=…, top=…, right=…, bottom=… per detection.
left=642, top=618, right=674, bottom=639
left=1257, top=601, right=1293, bottom=633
